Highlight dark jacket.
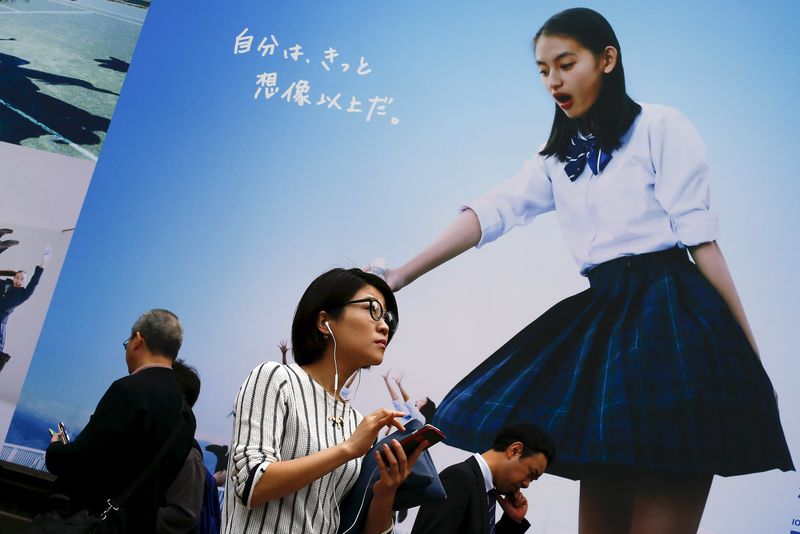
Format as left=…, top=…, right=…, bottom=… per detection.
left=0, top=265, right=43, bottom=321
left=411, top=456, right=530, bottom=534
left=46, top=367, right=196, bottom=533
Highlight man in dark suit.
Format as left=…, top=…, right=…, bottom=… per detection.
left=411, top=423, right=555, bottom=534
left=46, top=309, right=196, bottom=533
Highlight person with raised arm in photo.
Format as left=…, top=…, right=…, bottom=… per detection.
left=369, top=8, right=793, bottom=533
left=0, top=244, right=51, bottom=355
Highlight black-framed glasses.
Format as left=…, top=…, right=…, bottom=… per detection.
left=122, top=338, right=130, bottom=350
left=340, top=297, right=398, bottom=333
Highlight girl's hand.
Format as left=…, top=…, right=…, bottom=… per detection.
left=364, top=258, right=405, bottom=291
left=372, top=438, right=430, bottom=498
left=343, top=409, right=406, bottom=459
left=382, top=267, right=405, bottom=292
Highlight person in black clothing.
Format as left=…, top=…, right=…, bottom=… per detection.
left=1, top=228, right=22, bottom=294
left=412, top=423, right=555, bottom=534
left=158, top=358, right=219, bottom=534
left=0, top=244, right=50, bottom=352
left=46, top=309, right=197, bottom=533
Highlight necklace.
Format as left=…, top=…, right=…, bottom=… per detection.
left=328, top=414, right=345, bottom=428
left=302, top=366, right=346, bottom=428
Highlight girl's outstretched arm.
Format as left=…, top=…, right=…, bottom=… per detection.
left=384, top=209, right=481, bottom=291
left=689, top=241, right=759, bottom=357
left=382, top=369, right=400, bottom=401
left=393, top=373, right=411, bottom=402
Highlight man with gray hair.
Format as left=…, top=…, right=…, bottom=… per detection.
left=45, top=309, right=196, bottom=533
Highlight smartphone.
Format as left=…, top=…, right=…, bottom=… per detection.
left=57, top=421, right=70, bottom=444
left=398, top=424, right=445, bottom=456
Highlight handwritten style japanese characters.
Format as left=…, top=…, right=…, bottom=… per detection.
left=235, top=28, right=398, bottom=126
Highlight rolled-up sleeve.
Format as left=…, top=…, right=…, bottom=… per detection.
left=650, top=110, right=719, bottom=246
left=229, top=362, right=288, bottom=508
left=464, top=153, right=555, bottom=248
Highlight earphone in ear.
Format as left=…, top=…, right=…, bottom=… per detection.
left=324, top=320, right=340, bottom=394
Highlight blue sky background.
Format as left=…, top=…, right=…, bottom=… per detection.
left=6, top=1, right=800, bottom=532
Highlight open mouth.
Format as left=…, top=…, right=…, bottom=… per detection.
left=553, top=93, right=573, bottom=110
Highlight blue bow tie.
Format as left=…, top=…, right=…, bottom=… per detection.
left=564, top=133, right=612, bottom=181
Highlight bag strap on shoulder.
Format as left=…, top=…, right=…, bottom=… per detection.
left=104, top=398, right=191, bottom=515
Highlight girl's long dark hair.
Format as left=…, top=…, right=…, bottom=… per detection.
left=535, top=8, right=641, bottom=161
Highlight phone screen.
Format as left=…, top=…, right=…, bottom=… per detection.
left=399, top=424, right=445, bottom=456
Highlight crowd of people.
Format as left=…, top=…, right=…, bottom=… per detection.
left=29, top=6, right=792, bottom=534
left=37, top=288, right=551, bottom=534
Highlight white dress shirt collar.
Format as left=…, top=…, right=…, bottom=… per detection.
left=473, top=452, right=494, bottom=493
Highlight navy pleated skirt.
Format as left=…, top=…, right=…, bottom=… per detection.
left=433, top=247, right=794, bottom=479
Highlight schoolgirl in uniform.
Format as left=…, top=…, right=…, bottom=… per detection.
left=372, top=8, right=793, bottom=534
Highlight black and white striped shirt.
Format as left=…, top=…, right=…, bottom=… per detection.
left=222, top=362, right=363, bottom=534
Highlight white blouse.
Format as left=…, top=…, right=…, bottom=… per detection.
left=466, top=103, right=719, bottom=275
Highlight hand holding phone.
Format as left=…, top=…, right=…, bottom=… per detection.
left=399, top=424, right=445, bottom=456
left=57, top=421, right=70, bottom=444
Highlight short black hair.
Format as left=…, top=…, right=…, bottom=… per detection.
left=492, top=423, right=556, bottom=464
left=534, top=7, right=641, bottom=161
left=419, top=397, right=437, bottom=423
left=172, top=358, right=201, bottom=407
left=291, top=268, right=398, bottom=365
left=131, top=308, right=183, bottom=360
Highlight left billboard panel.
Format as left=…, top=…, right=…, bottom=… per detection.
left=0, top=0, right=147, bottom=464
left=0, top=141, right=93, bottom=446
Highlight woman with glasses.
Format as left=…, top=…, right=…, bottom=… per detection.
left=222, top=268, right=428, bottom=534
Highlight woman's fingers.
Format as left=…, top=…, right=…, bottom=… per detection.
left=407, top=439, right=429, bottom=468
left=389, top=439, right=408, bottom=474
left=378, top=441, right=408, bottom=485
left=385, top=416, right=406, bottom=432
left=370, top=409, right=406, bottom=433
left=383, top=443, right=399, bottom=472
left=371, top=408, right=405, bottom=422
left=375, top=438, right=429, bottom=490
left=375, top=446, right=398, bottom=484
left=374, top=449, right=388, bottom=475
left=389, top=439, right=404, bottom=457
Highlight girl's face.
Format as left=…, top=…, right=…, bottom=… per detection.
left=535, top=34, right=615, bottom=120
left=327, top=284, right=390, bottom=369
